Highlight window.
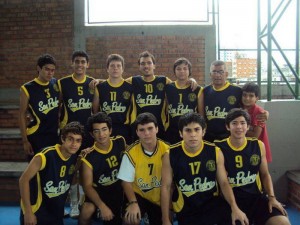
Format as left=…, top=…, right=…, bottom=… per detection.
left=85, top=0, right=210, bottom=26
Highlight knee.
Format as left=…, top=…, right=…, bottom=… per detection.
left=265, top=215, right=291, bottom=225
left=79, top=202, right=95, bottom=222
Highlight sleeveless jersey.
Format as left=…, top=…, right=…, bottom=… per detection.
left=169, top=141, right=219, bottom=215
left=214, top=138, right=262, bottom=196
left=21, top=144, right=77, bottom=218
left=124, top=139, right=169, bottom=205
left=203, top=82, right=242, bottom=137
left=58, top=74, right=94, bottom=128
left=165, top=82, right=202, bottom=143
left=81, top=136, right=126, bottom=193
left=96, top=79, right=132, bottom=125
left=131, top=75, right=167, bottom=132
left=21, top=78, right=60, bottom=136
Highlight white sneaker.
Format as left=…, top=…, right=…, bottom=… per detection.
left=70, top=204, right=80, bottom=218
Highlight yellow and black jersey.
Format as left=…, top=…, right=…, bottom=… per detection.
left=214, top=137, right=263, bottom=197
left=58, top=74, right=94, bottom=128
left=96, top=79, right=133, bottom=125
left=124, top=139, right=169, bottom=206
left=21, top=144, right=77, bottom=218
left=165, top=82, right=202, bottom=144
left=130, top=75, right=167, bottom=135
left=81, top=136, right=126, bottom=193
left=21, top=78, right=60, bottom=136
left=203, top=82, right=242, bottom=137
left=169, top=141, right=219, bottom=214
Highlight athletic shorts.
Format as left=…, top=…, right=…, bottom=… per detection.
left=176, top=197, right=232, bottom=225
left=235, top=194, right=286, bottom=225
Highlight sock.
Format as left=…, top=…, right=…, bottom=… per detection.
left=70, top=184, right=78, bottom=205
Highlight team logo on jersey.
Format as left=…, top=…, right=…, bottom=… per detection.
left=206, top=160, right=216, bottom=171
left=123, top=91, right=131, bottom=100
left=188, top=93, right=197, bottom=102
left=53, top=84, right=59, bottom=92
left=156, top=82, right=165, bottom=91
left=250, top=154, right=260, bottom=166
left=68, top=165, right=76, bottom=175
left=227, top=95, right=237, bottom=105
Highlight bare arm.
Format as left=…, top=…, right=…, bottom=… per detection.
left=19, top=88, right=33, bottom=156
left=92, top=89, right=100, bottom=114
left=197, top=91, right=205, bottom=117
left=216, top=149, right=249, bottom=225
left=19, top=155, right=42, bottom=225
left=122, top=181, right=141, bottom=225
left=258, top=142, right=287, bottom=215
left=246, top=125, right=262, bottom=138
left=161, top=153, right=173, bottom=225
left=81, top=162, right=114, bottom=221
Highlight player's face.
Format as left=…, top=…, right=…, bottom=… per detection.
left=226, top=116, right=249, bottom=140
left=92, top=123, right=112, bottom=146
left=136, top=122, right=158, bottom=145
left=242, top=92, right=258, bottom=108
left=210, top=65, right=228, bottom=88
left=175, top=63, right=190, bottom=82
left=180, top=122, right=204, bottom=151
left=107, top=60, right=124, bottom=79
left=72, top=56, right=89, bottom=76
left=139, top=57, right=156, bottom=77
left=38, top=64, right=55, bottom=83
left=61, top=133, right=82, bottom=157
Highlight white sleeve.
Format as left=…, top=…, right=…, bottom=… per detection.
left=117, top=154, right=135, bottom=182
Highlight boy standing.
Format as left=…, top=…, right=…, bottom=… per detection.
left=19, top=122, right=85, bottom=225
left=79, top=112, right=126, bottom=225
left=214, top=109, right=290, bottom=225
left=161, top=112, right=248, bottom=225
left=19, top=54, right=60, bottom=158
left=58, top=50, right=95, bottom=217
left=118, top=112, right=170, bottom=225
left=92, top=54, right=133, bottom=143
left=241, top=82, right=272, bottom=162
left=165, top=57, right=202, bottom=144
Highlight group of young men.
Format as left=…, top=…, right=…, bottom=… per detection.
left=18, top=50, right=289, bottom=225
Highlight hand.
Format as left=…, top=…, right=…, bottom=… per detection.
left=231, top=206, right=249, bottom=225
left=23, top=141, right=34, bottom=156
left=124, top=203, right=141, bottom=225
left=89, top=79, right=100, bottom=90
left=79, top=147, right=93, bottom=158
left=187, top=78, right=199, bottom=91
left=99, top=204, right=114, bottom=221
left=268, top=197, right=287, bottom=216
left=24, top=211, right=37, bottom=225
left=256, top=110, right=269, bottom=123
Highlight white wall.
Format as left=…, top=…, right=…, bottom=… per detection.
left=258, top=100, right=300, bottom=202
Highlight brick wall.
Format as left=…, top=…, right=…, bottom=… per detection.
left=86, top=36, right=206, bottom=84
left=0, top=177, right=20, bottom=202
left=0, top=0, right=74, bottom=89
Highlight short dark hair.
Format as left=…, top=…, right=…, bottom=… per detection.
left=106, top=54, right=125, bottom=69
left=210, top=60, right=227, bottom=72
left=37, top=54, right=56, bottom=69
left=72, top=50, right=89, bottom=63
left=61, top=121, right=85, bottom=141
left=86, top=112, right=112, bottom=133
left=138, top=51, right=156, bottom=65
left=134, top=112, right=158, bottom=130
left=225, top=108, right=251, bottom=126
left=173, top=57, right=192, bottom=76
left=178, top=112, right=206, bottom=132
left=242, top=82, right=260, bottom=97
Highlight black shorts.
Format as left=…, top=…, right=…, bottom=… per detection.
left=236, top=194, right=285, bottom=225
left=176, top=197, right=232, bottom=225
left=123, top=193, right=162, bottom=225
